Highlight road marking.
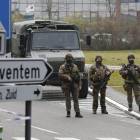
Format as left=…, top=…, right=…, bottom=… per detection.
left=136, top=138, right=140, bottom=139
left=12, top=137, right=39, bottom=140
left=97, top=138, right=121, bottom=140
left=121, top=120, right=140, bottom=125
left=23, top=124, right=60, bottom=135
left=54, top=138, right=80, bottom=140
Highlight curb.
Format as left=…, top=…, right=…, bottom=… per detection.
left=88, top=88, right=140, bottom=120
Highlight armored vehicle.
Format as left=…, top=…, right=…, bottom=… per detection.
left=11, top=20, right=88, bottom=98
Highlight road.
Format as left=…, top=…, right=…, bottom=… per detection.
left=0, top=87, right=140, bottom=140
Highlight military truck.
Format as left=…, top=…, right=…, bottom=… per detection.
left=0, top=21, right=11, bottom=58
left=0, top=21, right=6, bottom=55
left=11, top=20, right=89, bottom=98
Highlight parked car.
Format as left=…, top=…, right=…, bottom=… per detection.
left=92, top=33, right=126, bottom=43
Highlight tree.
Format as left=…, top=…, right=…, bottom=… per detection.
left=62, top=13, right=92, bottom=33
left=92, top=0, right=126, bottom=22
left=38, top=0, right=67, bottom=20
left=12, top=11, right=22, bottom=25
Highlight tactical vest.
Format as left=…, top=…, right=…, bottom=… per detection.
left=64, top=63, right=77, bottom=79
left=122, top=64, right=140, bottom=80
left=92, top=64, right=107, bottom=82
left=61, top=63, right=79, bottom=88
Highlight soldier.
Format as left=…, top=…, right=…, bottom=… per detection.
left=119, top=53, right=140, bottom=111
left=58, top=54, right=83, bottom=118
left=89, top=55, right=110, bottom=114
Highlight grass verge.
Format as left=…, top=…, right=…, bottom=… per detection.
left=83, top=50, right=140, bottom=66
left=107, top=70, right=124, bottom=86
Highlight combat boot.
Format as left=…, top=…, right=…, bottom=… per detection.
left=66, top=111, right=70, bottom=117
left=75, top=112, right=83, bottom=118
left=101, top=110, right=108, bottom=114
left=128, top=105, right=132, bottom=111
left=93, top=110, right=97, bottom=114
left=101, top=106, right=108, bottom=114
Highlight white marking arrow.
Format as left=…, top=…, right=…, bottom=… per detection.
left=12, top=137, right=39, bottom=140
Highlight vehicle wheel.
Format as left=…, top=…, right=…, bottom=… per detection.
left=79, top=79, right=88, bottom=98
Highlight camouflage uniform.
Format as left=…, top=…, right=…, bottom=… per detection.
left=58, top=54, right=82, bottom=117
left=119, top=54, right=140, bottom=111
left=89, top=55, right=110, bottom=113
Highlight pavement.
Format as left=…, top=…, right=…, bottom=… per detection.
left=88, top=86, right=140, bottom=120
left=86, top=64, right=121, bottom=70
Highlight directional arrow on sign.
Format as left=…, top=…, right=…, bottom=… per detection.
left=0, top=58, right=53, bottom=84
left=34, top=89, right=40, bottom=97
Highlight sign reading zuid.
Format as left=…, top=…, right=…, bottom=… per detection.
left=0, top=85, right=42, bottom=102
left=0, top=58, right=53, bottom=84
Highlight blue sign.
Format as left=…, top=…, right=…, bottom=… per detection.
left=0, top=0, right=11, bottom=39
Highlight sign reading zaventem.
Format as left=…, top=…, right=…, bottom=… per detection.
left=0, top=58, right=53, bottom=84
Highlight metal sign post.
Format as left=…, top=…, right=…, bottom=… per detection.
left=25, top=101, right=31, bottom=140
left=0, top=85, right=42, bottom=140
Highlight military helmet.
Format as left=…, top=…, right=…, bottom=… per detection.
left=127, top=54, right=135, bottom=59
left=65, top=54, right=73, bottom=60
left=95, top=55, right=102, bottom=61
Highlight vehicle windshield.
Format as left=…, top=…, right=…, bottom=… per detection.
left=32, top=31, right=80, bottom=50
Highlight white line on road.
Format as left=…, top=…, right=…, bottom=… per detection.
left=23, top=124, right=60, bottom=135
left=12, top=137, right=39, bottom=140
left=121, top=120, right=140, bottom=125
left=54, top=138, right=80, bottom=140
left=97, top=138, right=121, bottom=140
left=29, top=125, right=60, bottom=135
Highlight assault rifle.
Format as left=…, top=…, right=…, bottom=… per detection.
left=123, top=63, right=140, bottom=86
left=100, top=70, right=114, bottom=90
left=69, top=69, right=75, bottom=96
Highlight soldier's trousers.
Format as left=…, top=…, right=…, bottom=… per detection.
left=126, top=83, right=140, bottom=106
left=63, top=88, right=80, bottom=112
left=93, top=85, right=106, bottom=111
